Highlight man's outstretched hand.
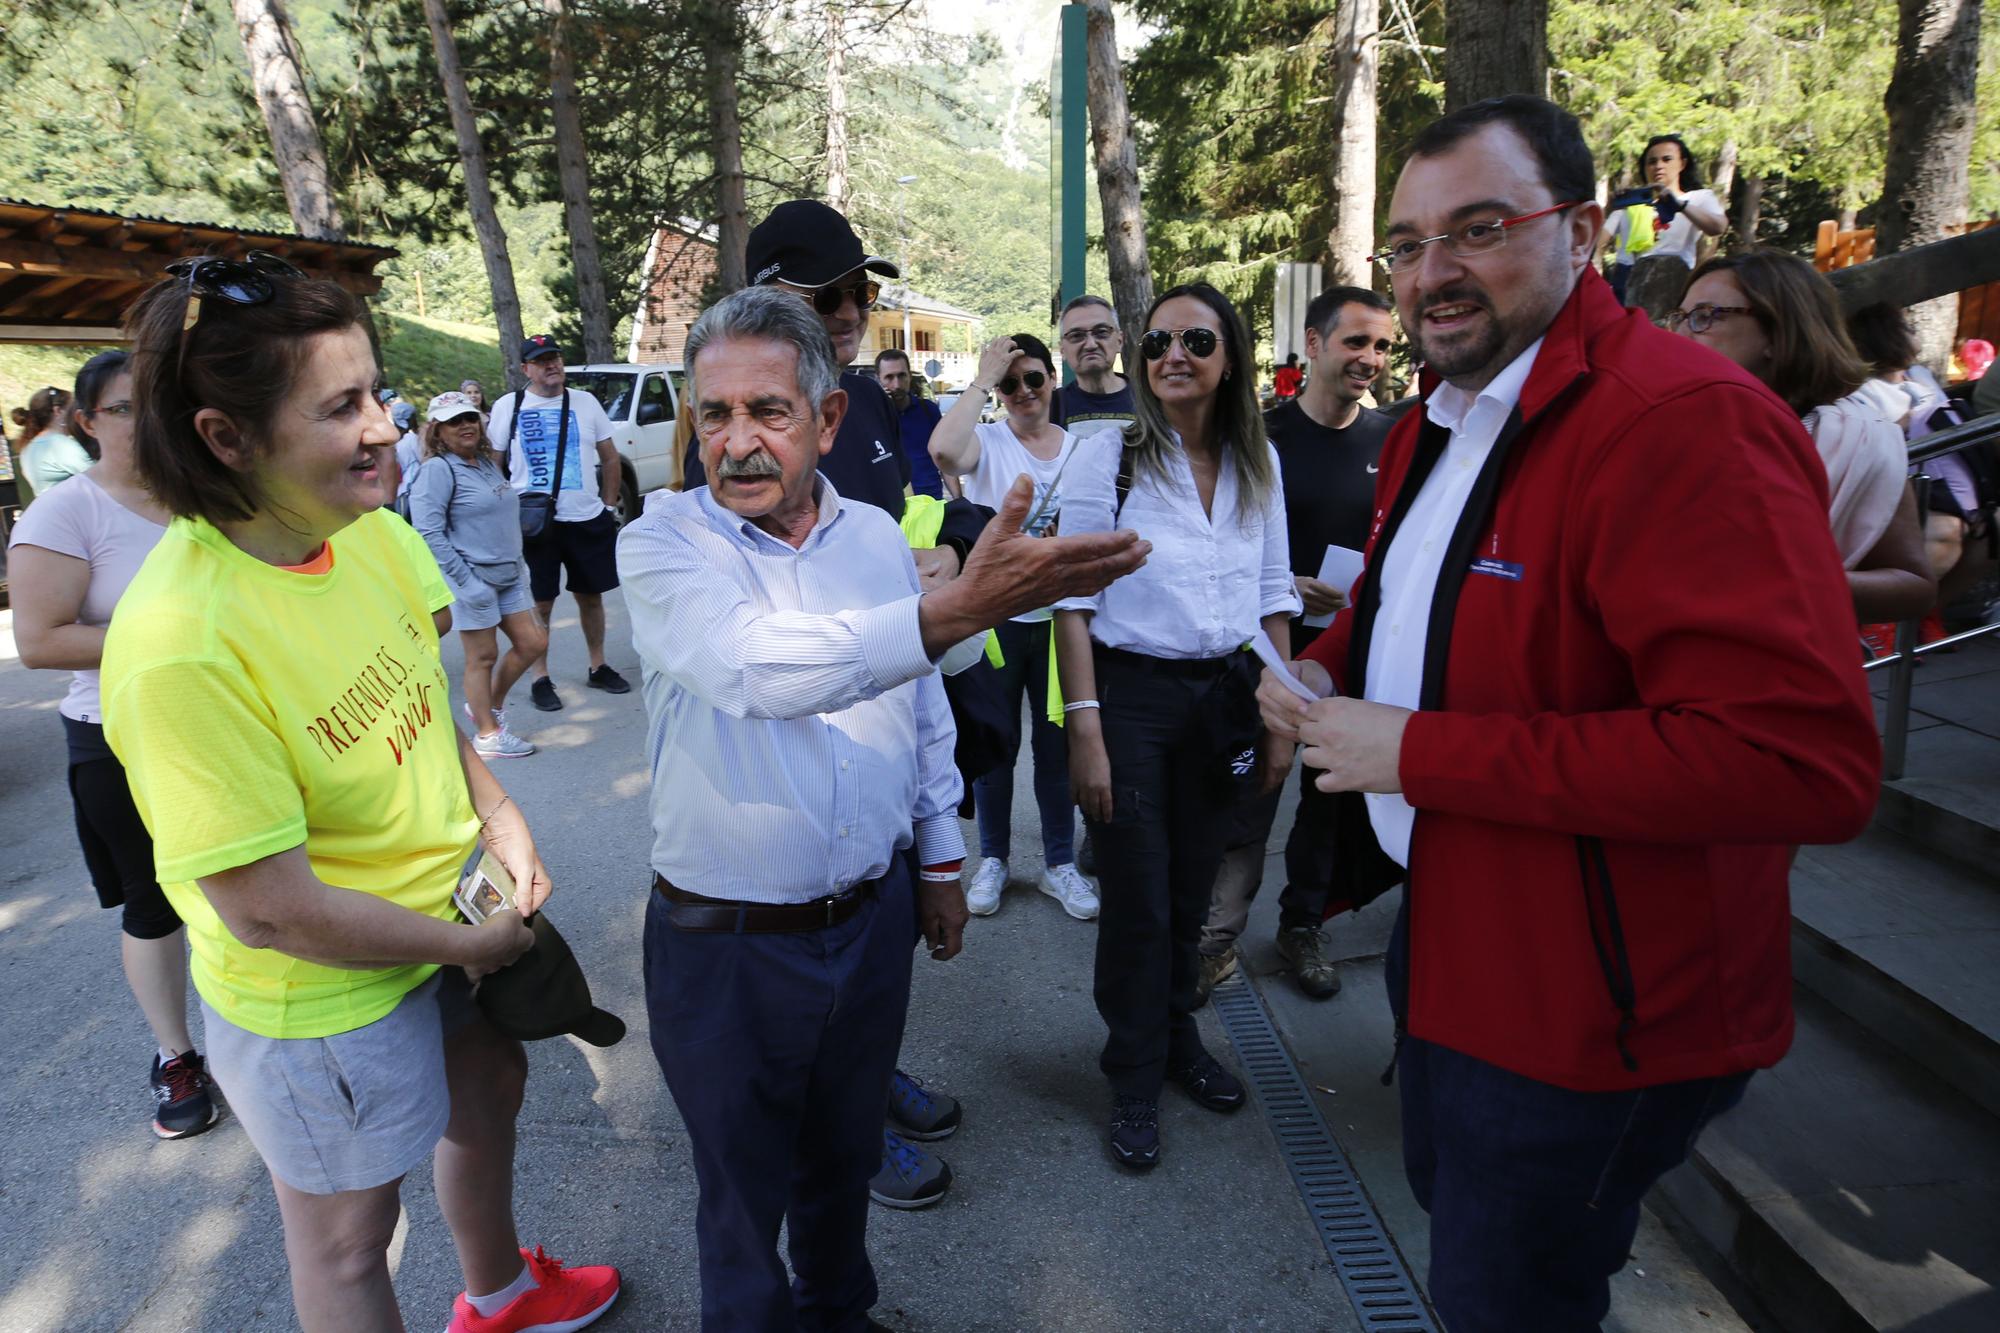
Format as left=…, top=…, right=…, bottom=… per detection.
left=919, top=475, right=1149, bottom=658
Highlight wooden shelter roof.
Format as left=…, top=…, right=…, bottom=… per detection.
left=0, top=199, right=397, bottom=344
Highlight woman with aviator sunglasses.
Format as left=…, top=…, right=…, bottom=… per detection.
left=1672, top=249, right=1934, bottom=624
left=97, top=256, right=619, bottom=1333
left=929, top=333, right=1098, bottom=921
left=1053, top=283, right=1301, bottom=1170
left=9, top=349, right=222, bottom=1141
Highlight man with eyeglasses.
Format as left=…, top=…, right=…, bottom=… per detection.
left=1051, top=295, right=1137, bottom=441
left=1256, top=95, right=1878, bottom=1331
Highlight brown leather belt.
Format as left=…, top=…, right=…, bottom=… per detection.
left=652, top=873, right=879, bottom=933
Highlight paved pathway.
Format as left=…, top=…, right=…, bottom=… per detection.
left=0, top=588, right=1756, bottom=1331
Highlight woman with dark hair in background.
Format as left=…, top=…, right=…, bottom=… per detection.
left=1850, top=301, right=1996, bottom=620
left=1674, top=249, right=1934, bottom=623
left=11, top=383, right=89, bottom=502
left=8, top=349, right=219, bottom=1139
left=929, top=331, right=1097, bottom=920
left=99, top=255, right=617, bottom=1333
left=1609, top=133, right=1727, bottom=323
left=1054, top=282, right=1301, bottom=1169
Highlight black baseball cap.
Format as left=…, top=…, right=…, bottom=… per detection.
left=520, top=333, right=562, bottom=362
left=746, top=201, right=900, bottom=289
left=475, top=912, right=625, bottom=1048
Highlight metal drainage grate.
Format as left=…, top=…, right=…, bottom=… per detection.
left=1210, top=972, right=1438, bottom=1330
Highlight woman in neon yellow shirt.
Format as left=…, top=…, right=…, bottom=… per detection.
left=101, top=258, right=619, bottom=1333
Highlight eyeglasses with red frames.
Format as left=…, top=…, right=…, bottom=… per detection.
left=1370, top=201, right=1587, bottom=274
left=1664, top=303, right=1754, bottom=335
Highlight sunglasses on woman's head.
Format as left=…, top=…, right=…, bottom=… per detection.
left=805, top=278, right=881, bottom=317
left=167, top=251, right=306, bottom=378
left=1141, top=327, right=1220, bottom=360
left=997, top=370, right=1047, bottom=395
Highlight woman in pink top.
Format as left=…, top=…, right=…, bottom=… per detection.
left=7, top=350, right=218, bottom=1139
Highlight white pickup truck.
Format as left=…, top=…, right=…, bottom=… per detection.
left=562, top=362, right=686, bottom=522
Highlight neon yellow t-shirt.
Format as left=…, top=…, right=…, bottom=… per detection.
left=102, top=509, right=472, bottom=1039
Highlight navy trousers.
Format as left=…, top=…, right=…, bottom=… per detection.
left=644, top=862, right=914, bottom=1333
left=1389, top=905, right=1750, bottom=1330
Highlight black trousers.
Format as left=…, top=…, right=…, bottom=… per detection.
left=1087, top=647, right=1251, bottom=1100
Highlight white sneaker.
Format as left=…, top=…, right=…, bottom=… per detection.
left=1039, top=863, right=1099, bottom=921
left=462, top=701, right=509, bottom=733
left=965, top=857, right=1008, bottom=916
left=473, top=727, right=535, bottom=759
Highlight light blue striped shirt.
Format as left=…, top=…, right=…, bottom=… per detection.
left=617, top=479, right=965, bottom=903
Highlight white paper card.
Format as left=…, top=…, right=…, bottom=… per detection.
left=1252, top=628, right=1321, bottom=701
left=1304, top=545, right=1368, bottom=627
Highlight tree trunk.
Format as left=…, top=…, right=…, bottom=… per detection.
left=702, top=1, right=749, bottom=293
left=1710, top=139, right=1738, bottom=204
left=1082, top=0, right=1153, bottom=335
left=1734, top=175, right=1764, bottom=253
left=823, top=2, right=850, bottom=214
left=1877, top=0, right=1982, bottom=369
left=231, top=0, right=344, bottom=239
left=543, top=0, right=615, bottom=363
left=1443, top=0, right=1548, bottom=111
left=421, top=0, right=526, bottom=388
left=1324, top=0, right=1378, bottom=287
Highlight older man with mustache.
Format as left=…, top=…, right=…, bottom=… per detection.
left=617, top=287, right=1146, bottom=1331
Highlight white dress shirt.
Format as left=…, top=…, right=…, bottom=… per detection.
left=1364, top=338, right=1543, bottom=867
left=1057, top=432, right=1301, bottom=657
left=616, top=479, right=964, bottom=903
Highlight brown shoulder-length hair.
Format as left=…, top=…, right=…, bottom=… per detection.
left=1124, top=281, right=1275, bottom=519
left=124, top=270, right=367, bottom=524
left=1687, top=248, right=1869, bottom=415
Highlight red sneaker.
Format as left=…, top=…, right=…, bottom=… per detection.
left=445, top=1247, right=621, bottom=1333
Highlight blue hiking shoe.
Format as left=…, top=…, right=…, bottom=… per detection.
left=887, top=1069, right=960, bottom=1141
left=870, top=1129, right=951, bottom=1209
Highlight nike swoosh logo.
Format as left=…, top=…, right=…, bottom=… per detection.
left=1366, top=463, right=1379, bottom=473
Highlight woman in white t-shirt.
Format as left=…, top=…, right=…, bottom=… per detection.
left=7, top=350, right=218, bottom=1140
left=929, top=332, right=1099, bottom=921
left=1617, top=134, right=1727, bottom=325
left=1674, top=250, right=1935, bottom=625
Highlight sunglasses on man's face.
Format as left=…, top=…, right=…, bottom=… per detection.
left=1140, top=327, right=1220, bottom=361
left=998, top=370, right=1047, bottom=395
left=806, top=279, right=881, bottom=317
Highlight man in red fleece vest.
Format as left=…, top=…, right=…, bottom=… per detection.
left=1259, top=97, right=1879, bottom=1331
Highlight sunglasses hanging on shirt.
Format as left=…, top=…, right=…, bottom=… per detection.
left=1140, top=327, right=1220, bottom=361
left=996, top=370, right=1047, bottom=395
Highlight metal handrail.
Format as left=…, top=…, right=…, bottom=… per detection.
left=1868, top=407, right=2000, bottom=779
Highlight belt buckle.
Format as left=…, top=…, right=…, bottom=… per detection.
left=825, top=895, right=837, bottom=926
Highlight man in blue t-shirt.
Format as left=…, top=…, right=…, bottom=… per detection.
left=1050, top=294, right=1137, bottom=441
left=877, top=348, right=944, bottom=498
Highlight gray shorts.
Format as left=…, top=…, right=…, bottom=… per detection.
left=201, top=969, right=477, bottom=1195
left=451, top=568, right=535, bottom=632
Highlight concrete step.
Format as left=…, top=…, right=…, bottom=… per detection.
left=1791, top=830, right=2000, bottom=1119
left=1656, top=989, right=2000, bottom=1333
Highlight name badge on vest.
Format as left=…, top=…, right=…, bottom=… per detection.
left=1469, top=556, right=1524, bottom=582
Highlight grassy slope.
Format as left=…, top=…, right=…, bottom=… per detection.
left=0, top=310, right=500, bottom=424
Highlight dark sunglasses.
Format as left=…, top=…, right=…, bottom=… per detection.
left=997, top=370, right=1047, bottom=395
left=806, top=278, right=880, bottom=317
left=1140, top=327, right=1220, bottom=361
left=167, top=251, right=306, bottom=378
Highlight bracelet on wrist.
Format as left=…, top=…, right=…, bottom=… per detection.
left=1062, top=699, right=1101, bottom=713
